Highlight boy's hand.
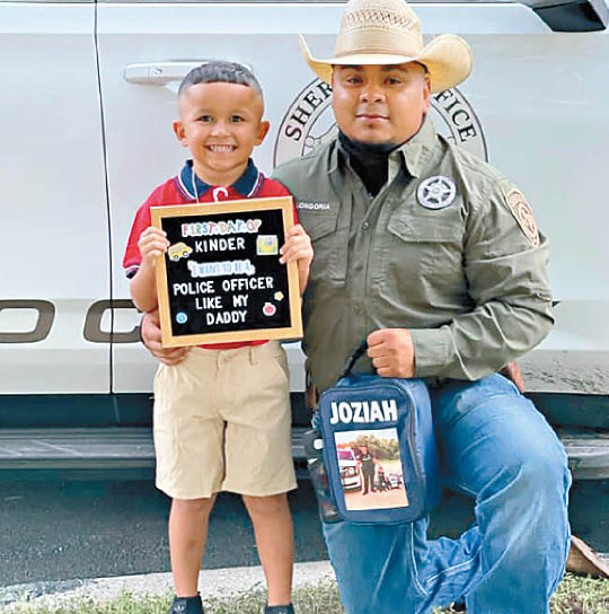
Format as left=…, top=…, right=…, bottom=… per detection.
left=279, top=224, right=313, bottom=268
left=138, top=227, right=169, bottom=269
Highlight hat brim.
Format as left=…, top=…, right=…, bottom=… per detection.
left=299, top=34, right=472, bottom=94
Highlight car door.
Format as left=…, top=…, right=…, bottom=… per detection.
left=97, top=1, right=334, bottom=396
left=0, top=0, right=109, bottom=402
left=99, top=0, right=609, bottom=400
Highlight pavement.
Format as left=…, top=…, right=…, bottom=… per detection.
left=0, top=561, right=336, bottom=612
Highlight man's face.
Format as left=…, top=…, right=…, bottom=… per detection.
left=331, top=63, right=431, bottom=145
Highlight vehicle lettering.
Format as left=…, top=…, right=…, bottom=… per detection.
left=82, top=299, right=139, bottom=344
left=274, top=80, right=487, bottom=166
left=0, top=300, right=55, bottom=343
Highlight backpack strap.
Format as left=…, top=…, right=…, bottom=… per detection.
left=340, top=339, right=368, bottom=378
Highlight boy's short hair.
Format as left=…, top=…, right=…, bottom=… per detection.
left=178, top=61, right=263, bottom=99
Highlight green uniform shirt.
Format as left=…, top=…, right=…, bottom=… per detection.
left=273, top=118, right=554, bottom=393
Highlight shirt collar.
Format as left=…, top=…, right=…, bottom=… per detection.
left=177, top=159, right=262, bottom=200
left=330, top=116, right=438, bottom=187
left=393, top=116, right=438, bottom=178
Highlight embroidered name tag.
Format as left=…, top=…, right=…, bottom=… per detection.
left=296, top=201, right=331, bottom=211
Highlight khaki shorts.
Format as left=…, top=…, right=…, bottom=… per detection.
left=153, top=341, right=297, bottom=500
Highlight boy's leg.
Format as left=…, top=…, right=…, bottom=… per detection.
left=169, top=496, right=215, bottom=597
left=220, top=342, right=297, bottom=607
left=153, top=350, right=226, bottom=600
left=243, top=493, right=294, bottom=606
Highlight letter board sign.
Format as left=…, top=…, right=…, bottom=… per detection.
left=151, top=197, right=303, bottom=347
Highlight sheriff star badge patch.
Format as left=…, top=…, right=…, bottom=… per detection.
left=417, top=176, right=457, bottom=210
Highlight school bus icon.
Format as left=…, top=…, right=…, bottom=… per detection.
left=167, top=242, right=193, bottom=262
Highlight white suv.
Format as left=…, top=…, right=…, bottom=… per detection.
left=0, top=0, right=608, bottom=477
left=338, top=449, right=363, bottom=491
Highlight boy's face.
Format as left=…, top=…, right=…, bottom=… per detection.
left=173, top=81, right=270, bottom=186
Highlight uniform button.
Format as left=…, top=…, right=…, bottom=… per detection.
left=362, top=221, right=370, bottom=230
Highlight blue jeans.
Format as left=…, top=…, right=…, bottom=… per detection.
left=322, top=374, right=571, bottom=614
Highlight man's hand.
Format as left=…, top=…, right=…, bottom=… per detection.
left=499, top=361, right=525, bottom=393
left=140, top=310, right=189, bottom=366
left=366, top=328, right=415, bottom=378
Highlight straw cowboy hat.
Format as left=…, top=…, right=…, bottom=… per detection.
left=299, top=0, right=472, bottom=94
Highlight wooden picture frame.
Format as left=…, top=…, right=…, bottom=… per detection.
left=151, top=196, right=303, bottom=348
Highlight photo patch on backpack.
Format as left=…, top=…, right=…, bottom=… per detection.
left=333, top=425, right=410, bottom=512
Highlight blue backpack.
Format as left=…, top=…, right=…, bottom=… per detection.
left=313, top=342, right=441, bottom=525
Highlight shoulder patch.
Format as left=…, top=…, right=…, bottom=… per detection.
left=504, top=189, right=540, bottom=247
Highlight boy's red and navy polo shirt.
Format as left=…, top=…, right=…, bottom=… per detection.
left=123, top=159, right=296, bottom=350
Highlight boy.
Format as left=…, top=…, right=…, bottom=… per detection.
left=123, top=61, right=313, bottom=614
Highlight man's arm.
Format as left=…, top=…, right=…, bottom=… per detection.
left=366, top=328, right=525, bottom=391
left=369, top=181, right=553, bottom=382
left=140, top=310, right=189, bottom=365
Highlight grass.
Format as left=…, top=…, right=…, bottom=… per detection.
left=7, top=574, right=609, bottom=614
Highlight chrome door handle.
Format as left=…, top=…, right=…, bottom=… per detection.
left=124, top=62, right=208, bottom=85
left=124, top=60, right=253, bottom=85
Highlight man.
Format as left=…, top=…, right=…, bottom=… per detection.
left=273, top=1, right=571, bottom=612
left=356, top=445, right=376, bottom=495
left=142, top=0, right=572, bottom=611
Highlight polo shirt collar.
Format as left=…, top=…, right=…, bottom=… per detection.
left=177, top=159, right=262, bottom=200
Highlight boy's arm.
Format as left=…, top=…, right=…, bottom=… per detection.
left=130, top=227, right=169, bottom=312
left=130, top=266, right=158, bottom=313
left=280, top=224, right=313, bottom=296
